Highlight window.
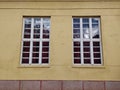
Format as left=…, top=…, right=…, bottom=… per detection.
left=73, top=17, right=102, bottom=65
left=21, top=17, right=50, bottom=65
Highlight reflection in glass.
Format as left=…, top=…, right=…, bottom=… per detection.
left=73, top=29, right=80, bottom=33
left=83, top=18, right=89, bottom=23
left=73, top=24, right=80, bottom=28
left=74, top=34, right=80, bottom=38
left=25, top=18, right=31, bottom=24
left=73, top=18, right=80, bottom=23
left=83, top=28, right=90, bottom=39
left=92, top=18, right=99, bottom=24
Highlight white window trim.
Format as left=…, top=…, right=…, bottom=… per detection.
left=20, top=17, right=50, bottom=65
left=72, top=17, right=103, bottom=66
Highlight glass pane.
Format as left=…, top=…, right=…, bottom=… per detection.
left=24, top=35, right=30, bottom=38
left=74, top=53, right=80, bottom=57
left=84, top=59, right=91, bottom=64
left=32, top=59, right=39, bottom=63
left=73, top=18, right=80, bottom=23
left=93, top=42, right=100, bottom=46
left=32, top=53, right=39, bottom=57
left=34, top=29, right=40, bottom=33
left=43, top=34, right=49, bottom=39
left=33, top=42, right=39, bottom=46
left=93, top=47, right=100, bottom=52
left=22, top=58, right=29, bottom=64
left=25, top=24, right=31, bottom=28
left=73, top=34, right=80, bottom=38
left=94, top=53, right=101, bottom=58
left=42, top=58, right=49, bottom=63
left=84, top=53, right=90, bottom=58
left=33, top=47, right=39, bottom=52
left=74, top=59, right=81, bottom=64
left=22, top=53, right=29, bottom=57
left=42, top=42, right=49, bottom=46
left=94, top=59, right=101, bottom=64
left=73, top=24, right=80, bottom=28
left=73, top=29, right=80, bottom=33
left=92, top=18, right=99, bottom=24
left=42, top=47, right=49, bottom=52
left=43, top=23, right=50, bottom=30
left=83, top=18, right=89, bottom=23
left=43, top=18, right=50, bottom=23
left=42, top=53, right=49, bottom=57
left=92, top=24, right=99, bottom=38
left=34, top=34, right=40, bottom=38
left=25, top=18, right=31, bottom=24
left=23, top=47, right=30, bottom=52
left=43, top=29, right=49, bottom=34
left=83, top=28, right=90, bottom=39
left=84, top=48, right=90, bottom=52
left=74, top=42, right=80, bottom=46
left=23, top=41, right=30, bottom=46
left=74, top=48, right=80, bottom=52
left=83, top=41, right=90, bottom=46
left=34, top=18, right=41, bottom=28
left=24, top=29, right=31, bottom=34
left=83, top=24, right=89, bottom=28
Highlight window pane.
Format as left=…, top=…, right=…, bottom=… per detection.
left=33, top=42, right=39, bottom=46
left=84, top=53, right=90, bottom=58
left=33, top=47, right=39, bottom=52
left=22, top=53, right=29, bottom=57
left=73, top=18, right=80, bottom=23
left=23, top=41, right=30, bottom=46
left=73, top=29, right=80, bottom=33
left=43, top=34, right=49, bottom=39
left=94, top=53, right=101, bottom=58
left=93, top=47, right=100, bottom=52
left=83, top=41, right=90, bottom=46
left=42, top=42, right=49, bottom=46
left=42, top=53, right=49, bottom=57
left=73, top=24, right=80, bottom=28
left=32, top=53, right=39, bottom=57
left=25, top=24, right=31, bottom=28
left=42, top=58, right=49, bottom=63
left=74, top=59, right=81, bottom=64
left=25, top=18, right=31, bottom=24
left=83, top=18, right=89, bottom=23
left=84, top=59, right=91, bottom=64
left=94, top=59, right=101, bottom=64
left=23, top=47, right=30, bottom=52
left=93, top=42, right=100, bottom=46
left=22, top=58, right=29, bottom=64
left=74, top=42, right=80, bottom=46
left=32, top=59, right=39, bottom=63
left=73, top=34, right=80, bottom=38
left=84, top=48, right=90, bottom=52
left=34, top=18, right=41, bottom=28
left=74, top=47, right=80, bottom=52
left=83, top=28, right=90, bottom=39
left=92, top=18, right=99, bottom=24
left=42, top=47, right=49, bottom=52
left=74, top=53, right=80, bottom=57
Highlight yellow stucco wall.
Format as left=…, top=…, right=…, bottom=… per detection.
left=0, top=2, right=120, bottom=80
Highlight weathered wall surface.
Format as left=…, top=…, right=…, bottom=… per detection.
left=0, top=2, right=120, bottom=80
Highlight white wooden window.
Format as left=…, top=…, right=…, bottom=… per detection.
left=73, top=17, right=102, bottom=65
left=21, top=17, right=50, bottom=65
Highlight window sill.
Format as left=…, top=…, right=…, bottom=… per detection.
left=18, top=64, right=50, bottom=68
left=72, top=64, right=105, bottom=68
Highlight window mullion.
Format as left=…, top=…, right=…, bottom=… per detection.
left=39, top=18, right=43, bottom=64
left=29, top=18, right=34, bottom=65
left=90, top=18, right=94, bottom=65
left=80, top=18, right=84, bottom=65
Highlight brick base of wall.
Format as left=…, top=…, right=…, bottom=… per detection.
left=0, top=80, right=120, bottom=90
